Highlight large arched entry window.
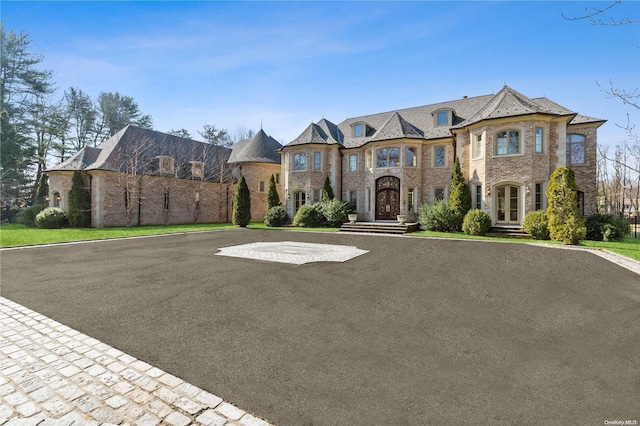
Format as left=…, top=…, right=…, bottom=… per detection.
left=375, top=176, right=400, bottom=220
left=495, top=185, right=520, bottom=224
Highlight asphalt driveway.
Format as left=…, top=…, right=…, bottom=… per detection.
left=1, top=230, right=638, bottom=425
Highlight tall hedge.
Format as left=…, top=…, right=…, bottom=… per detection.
left=448, top=157, right=471, bottom=230
left=68, top=171, right=91, bottom=227
left=233, top=175, right=251, bottom=227
left=267, top=174, right=280, bottom=209
left=547, top=167, right=585, bottom=245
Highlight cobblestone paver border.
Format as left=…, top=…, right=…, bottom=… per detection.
left=0, top=297, right=272, bottom=426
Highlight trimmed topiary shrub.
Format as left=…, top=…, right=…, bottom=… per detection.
left=232, top=175, right=251, bottom=227
left=547, top=167, right=586, bottom=244
left=264, top=205, right=288, bottom=227
left=585, top=213, right=630, bottom=242
left=523, top=210, right=550, bottom=240
left=293, top=204, right=323, bottom=227
left=19, top=204, right=45, bottom=227
left=462, top=209, right=492, bottom=235
left=320, top=199, right=350, bottom=227
left=35, top=207, right=68, bottom=229
left=418, top=201, right=458, bottom=232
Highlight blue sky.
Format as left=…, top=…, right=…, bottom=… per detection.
left=3, top=1, right=639, bottom=147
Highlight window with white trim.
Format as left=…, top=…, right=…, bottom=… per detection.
left=159, top=156, right=175, bottom=174
left=259, top=181, right=265, bottom=193
left=405, top=147, right=417, bottom=167
left=475, top=185, right=482, bottom=209
left=434, top=187, right=446, bottom=201
left=191, top=161, right=204, bottom=178
left=408, top=188, right=415, bottom=212
left=376, top=147, right=401, bottom=168
left=349, top=190, right=358, bottom=211
left=472, top=134, right=483, bottom=159
left=313, top=152, right=321, bottom=170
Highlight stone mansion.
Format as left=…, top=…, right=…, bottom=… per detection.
left=47, top=86, right=604, bottom=228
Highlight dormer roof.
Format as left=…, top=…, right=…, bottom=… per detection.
left=369, top=111, right=424, bottom=142
left=287, top=120, right=342, bottom=147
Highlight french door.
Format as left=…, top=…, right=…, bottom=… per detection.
left=496, top=185, right=520, bottom=224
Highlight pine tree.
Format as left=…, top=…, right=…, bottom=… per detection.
left=267, top=174, right=280, bottom=209
left=321, top=176, right=334, bottom=202
left=448, top=157, right=471, bottom=229
left=68, top=171, right=91, bottom=227
left=232, top=175, right=251, bottom=227
left=547, top=167, right=586, bottom=245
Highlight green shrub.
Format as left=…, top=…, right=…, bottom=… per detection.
left=18, top=204, right=45, bottom=227
left=267, top=174, right=281, bottom=209
left=293, top=204, right=323, bottom=227
left=547, top=167, right=586, bottom=244
left=449, top=157, right=472, bottom=231
left=232, top=175, right=251, bottom=227
left=320, top=199, right=350, bottom=227
left=68, top=171, right=91, bottom=227
left=35, top=207, right=68, bottom=229
left=418, top=201, right=458, bottom=232
left=264, top=205, right=288, bottom=227
left=321, top=176, right=334, bottom=202
left=462, top=209, right=492, bottom=235
left=523, top=210, right=550, bottom=240
left=585, top=213, right=630, bottom=242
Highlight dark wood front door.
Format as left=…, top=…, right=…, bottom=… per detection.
left=376, top=176, right=400, bottom=220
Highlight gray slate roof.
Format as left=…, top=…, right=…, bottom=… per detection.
left=48, top=125, right=232, bottom=182
left=227, top=129, right=282, bottom=164
left=284, top=86, right=605, bottom=150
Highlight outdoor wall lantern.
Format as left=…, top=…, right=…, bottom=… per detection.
left=486, top=187, right=491, bottom=197
left=525, top=185, right=531, bottom=196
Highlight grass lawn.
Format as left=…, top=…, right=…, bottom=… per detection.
left=1, top=222, right=638, bottom=262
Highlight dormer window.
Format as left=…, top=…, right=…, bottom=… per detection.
left=433, top=108, right=454, bottom=127
left=191, top=161, right=204, bottom=178
left=158, top=156, right=175, bottom=174
left=352, top=122, right=372, bottom=137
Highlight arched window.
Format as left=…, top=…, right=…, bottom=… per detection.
left=566, top=134, right=586, bottom=165
left=496, top=130, right=520, bottom=155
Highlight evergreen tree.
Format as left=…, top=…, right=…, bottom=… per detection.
left=68, top=171, right=91, bottom=227
left=448, top=157, right=471, bottom=229
left=267, top=174, right=280, bottom=208
left=547, top=167, right=586, bottom=245
left=35, top=173, right=49, bottom=206
left=232, top=175, right=251, bottom=227
left=321, top=176, right=334, bottom=202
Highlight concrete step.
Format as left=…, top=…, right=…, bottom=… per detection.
left=486, top=226, right=532, bottom=239
left=339, top=222, right=420, bottom=235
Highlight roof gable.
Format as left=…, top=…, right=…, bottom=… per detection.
left=369, top=111, right=424, bottom=142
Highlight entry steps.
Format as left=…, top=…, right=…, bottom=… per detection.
left=485, top=225, right=532, bottom=239
left=339, top=221, right=421, bottom=235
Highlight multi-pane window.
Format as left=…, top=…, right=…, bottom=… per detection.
left=535, top=183, right=543, bottom=210
left=405, top=147, right=417, bottom=167
left=496, top=130, right=520, bottom=155
left=313, top=152, right=321, bottom=170
left=376, top=148, right=401, bottom=167
left=434, top=187, right=446, bottom=201
left=354, top=124, right=364, bottom=137
left=294, top=153, right=306, bottom=171
left=566, top=134, right=585, bottom=165
left=535, top=128, right=544, bottom=153
left=294, top=191, right=306, bottom=212
left=475, top=185, right=482, bottom=210
left=349, top=190, right=358, bottom=211
left=349, top=154, right=358, bottom=172
left=472, top=134, right=483, bottom=159
left=434, top=146, right=445, bottom=167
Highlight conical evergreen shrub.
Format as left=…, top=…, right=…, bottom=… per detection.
left=267, top=174, right=280, bottom=209
left=68, top=171, right=91, bottom=227
left=233, top=175, right=251, bottom=227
